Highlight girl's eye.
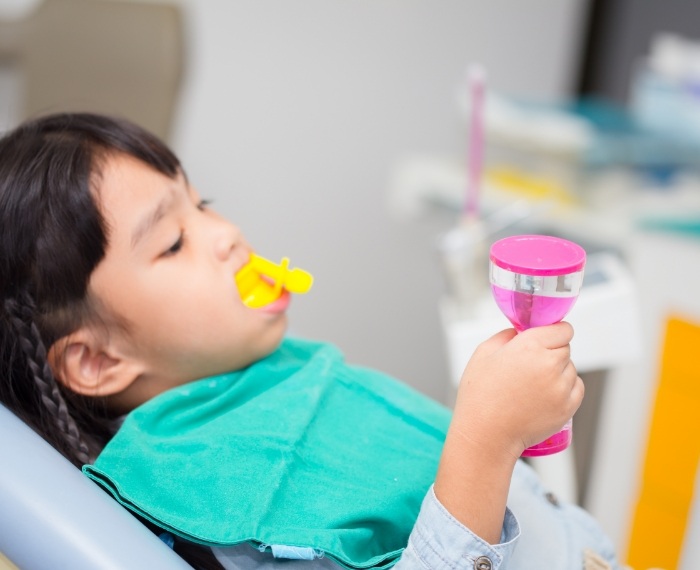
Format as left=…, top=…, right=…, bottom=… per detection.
left=163, top=232, right=185, bottom=257
left=197, top=199, right=212, bottom=211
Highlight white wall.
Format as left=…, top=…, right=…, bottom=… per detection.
left=169, top=0, right=589, bottom=401
left=0, top=0, right=589, bottom=401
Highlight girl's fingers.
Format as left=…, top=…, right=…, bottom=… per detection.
left=549, top=343, right=571, bottom=366
left=477, top=328, right=518, bottom=354
left=571, top=373, right=585, bottom=404
left=563, top=359, right=578, bottom=381
left=524, top=321, right=574, bottom=349
left=479, top=322, right=574, bottom=357
left=564, top=368, right=585, bottom=416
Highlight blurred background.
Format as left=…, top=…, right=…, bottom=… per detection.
left=1, top=1, right=700, bottom=568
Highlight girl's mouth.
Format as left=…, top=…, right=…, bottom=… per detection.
left=254, top=289, right=290, bottom=313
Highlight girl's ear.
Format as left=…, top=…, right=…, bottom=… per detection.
left=48, top=328, right=142, bottom=398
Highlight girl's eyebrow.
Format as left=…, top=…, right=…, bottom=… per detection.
left=131, top=189, right=178, bottom=249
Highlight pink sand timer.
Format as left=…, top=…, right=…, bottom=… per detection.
left=489, top=234, right=586, bottom=456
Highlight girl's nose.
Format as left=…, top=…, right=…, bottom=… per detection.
left=211, top=215, right=242, bottom=262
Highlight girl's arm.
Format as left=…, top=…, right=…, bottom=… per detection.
left=435, top=322, right=582, bottom=543
left=390, top=323, right=582, bottom=570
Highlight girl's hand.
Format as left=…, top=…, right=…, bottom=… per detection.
left=433, top=322, right=581, bottom=544
left=451, top=322, right=583, bottom=461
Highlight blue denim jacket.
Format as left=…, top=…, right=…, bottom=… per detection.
left=211, top=460, right=620, bottom=569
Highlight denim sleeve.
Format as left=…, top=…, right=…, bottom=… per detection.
left=395, top=485, right=521, bottom=570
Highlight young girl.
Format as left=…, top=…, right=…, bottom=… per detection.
left=0, top=113, right=619, bottom=570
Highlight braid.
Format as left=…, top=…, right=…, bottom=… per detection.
left=4, top=293, right=93, bottom=466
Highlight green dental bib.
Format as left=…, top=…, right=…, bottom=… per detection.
left=83, top=338, right=451, bottom=569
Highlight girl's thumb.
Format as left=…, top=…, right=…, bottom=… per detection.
left=479, top=328, right=518, bottom=353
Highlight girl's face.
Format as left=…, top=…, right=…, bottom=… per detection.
left=86, top=152, right=288, bottom=409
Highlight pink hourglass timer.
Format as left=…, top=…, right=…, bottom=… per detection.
left=489, top=234, right=586, bottom=456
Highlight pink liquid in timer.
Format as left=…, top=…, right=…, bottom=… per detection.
left=524, top=421, right=572, bottom=456
left=490, top=286, right=578, bottom=332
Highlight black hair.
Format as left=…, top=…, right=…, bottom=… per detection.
left=0, top=113, right=223, bottom=569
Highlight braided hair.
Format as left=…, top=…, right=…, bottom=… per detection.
left=0, top=113, right=180, bottom=467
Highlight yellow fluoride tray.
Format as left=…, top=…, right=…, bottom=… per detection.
left=235, top=254, right=313, bottom=308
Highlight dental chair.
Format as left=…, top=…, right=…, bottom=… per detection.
left=0, top=0, right=184, bottom=142
left=0, top=403, right=193, bottom=570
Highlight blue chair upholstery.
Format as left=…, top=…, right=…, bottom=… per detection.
left=0, top=403, right=193, bottom=569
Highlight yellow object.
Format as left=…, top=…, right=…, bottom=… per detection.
left=235, top=254, right=313, bottom=308
left=486, top=166, right=578, bottom=206
left=626, top=316, right=700, bottom=570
